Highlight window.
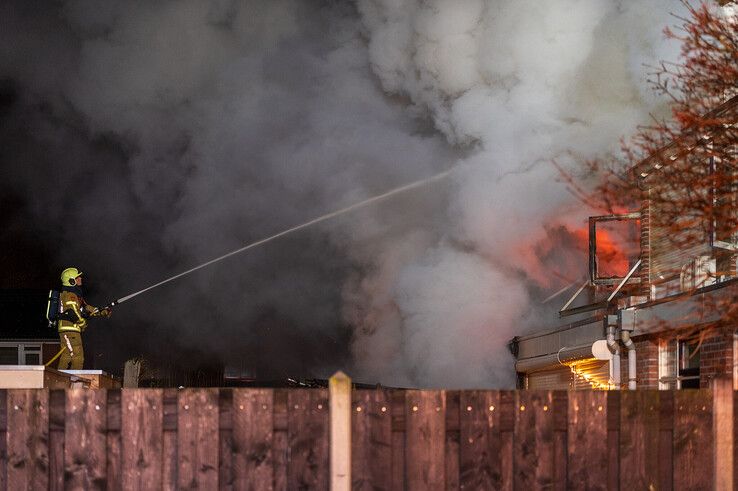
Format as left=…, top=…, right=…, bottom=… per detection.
left=678, top=339, right=701, bottom=389
left=0, top=347, right=17, bottom=365
left=0, top=343, right=43, bottom=365
left=589, top=213, right=641, bottom=285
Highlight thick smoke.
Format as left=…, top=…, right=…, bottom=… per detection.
left=0, top=0, right=686, bottom=386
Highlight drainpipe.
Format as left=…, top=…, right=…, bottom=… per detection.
left=620, top=319, right=637, bottom=390
left=605, top=315, right=621, bottom=389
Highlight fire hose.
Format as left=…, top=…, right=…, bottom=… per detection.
left=101, top=167, right=455, bottom=309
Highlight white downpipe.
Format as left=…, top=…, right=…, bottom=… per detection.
left=606, top=320, right=621, bottom=389
left=621, top=330, right=637, bottom=390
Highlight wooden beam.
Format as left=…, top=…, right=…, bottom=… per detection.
left=330, top=371, right=351, bottom=491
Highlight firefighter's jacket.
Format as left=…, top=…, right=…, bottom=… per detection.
left=58, top=289, right=101, bottom=333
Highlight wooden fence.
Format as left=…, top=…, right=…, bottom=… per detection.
left=0, top=381, right=734, bottom=490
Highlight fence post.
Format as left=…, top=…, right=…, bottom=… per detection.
left=713, top=377, right=733, bottom=490
left=330, top=371, right=351, bottom=491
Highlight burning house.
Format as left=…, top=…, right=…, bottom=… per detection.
left=511, top=94, right=738, bottom=390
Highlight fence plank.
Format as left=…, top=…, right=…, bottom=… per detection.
left=106, top=389, right=121, bottom=491
left=287, top=389, right=329, bottom=490
left=162, top=388, right=178, bottom=491
left=514, top=391, right=554, bottom=489
left=391, top=390, right=405, bottom=491
left=0, top=391, right=5, bottom=491
left=273, top=389, right=288, bottom=491
left=232, top=389, right=273, bottom=491
left=606, top=391, right=620, bottom=491
left=552, top=391, right=568, bottom=491
left=499, top=390, right=514, bottom=491
left=48, top=390, right=64, bottom=491
left=178, top=388, right=220, bottom=490
left=7, top=389, right=49, bottom=490
left=459, top=391, right=501, bottom=490
left=121, top=389, right=163, bottom=491
left=658, top=391, right=674, bottom=491
left=674, top=390, right=713, bottom=490
left=713, top=378, right=733, bottom=490
left=444, top=390, right=460, bottom=491
left=405, top=390, right=445, bottom=491
left=352, top=389, right=391, bottom=491
left=65, top=389, right=108, bottom=489
left=620, top=390, right=660, bottom=490
left=568, top=390, right=607, bottom=490
left=219, top=389, right=233, bottom=491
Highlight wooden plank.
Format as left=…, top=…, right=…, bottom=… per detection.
left=330, top=372, right=351, bottom=491
left=178, top=389, right=220, bottom=490
left=552, top=390, right=568, bottom=491
left=713, top=378, right=733, bottom=490
left=619, top=390, right=660, bottom=490
left=459, top=391, right=501, bottom=490
left=405, top=390, right=445, bottom=491
left=121, top=389, right=163, bottom=490
left=352, top=389, right=391, bottom=491
left=48, top=390, right=65, bottom=491
left=658, top=391, right=674, bottom=491
left=444, top=391, right=459, bottom=491
left=162, top=388, right=178, bottom=491
left=499, top=390, right=514, bottom=491
left=7, top=389, right=49, bottom=490
left=65, top=389, right=108, bottom=489
left=232, top=389, right=273, bottom=491
left=272, top=389, right=288, bottom=491
left=606, top=390, right=620, bottom=491
left=0, top=390, right=5, bottom=491
left=391, top=390, right=405, bottom=491
left=106, top=389, right=121, bottom=491
left=219, top=389, right=233, bottom=491
left=674, top=390, right=713, bottom=489
left=287, top=389, right=329, bottom=490
left=514, top=390, right=554, bottom=490
left=567, top=391, right=607, bottom=490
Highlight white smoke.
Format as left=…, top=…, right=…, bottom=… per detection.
left=346, top=0, right=687, bottom=387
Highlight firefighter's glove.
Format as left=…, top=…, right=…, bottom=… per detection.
left=100, top=308, right=112, bottom=318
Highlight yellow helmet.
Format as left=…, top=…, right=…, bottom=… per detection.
left=61, top=267, right=83, bottom=286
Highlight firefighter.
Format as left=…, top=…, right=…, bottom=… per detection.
left=57, top=267, right=111, bottom=370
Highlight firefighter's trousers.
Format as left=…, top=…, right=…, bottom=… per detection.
left=58, top=331, right=84, bottom=370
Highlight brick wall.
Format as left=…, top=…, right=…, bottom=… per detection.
left=627, top=328, right=735, bottom=389
left=699, top=329, right=733, bottom=388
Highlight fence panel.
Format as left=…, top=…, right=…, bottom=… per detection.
left=568, top=390, right=607, bottom=490
left=7, top=389, right=49, bottom=490
left=0, top=386, right=734, bottom=490
left=287, top=389, right=329, bottom=490
left=620, top=391, right=661, bottom=490
left=121, top=389, right=163, bottom=491
left=405, top=390, right=445, bottom=491
left=232, top=389, right=274, bottom=491
left=65, top=388, right=107, bottom=489
left=674, top=390, right=713, bottom=490
left=514, top=390, right=555, bottom=489
left=177, top=388, right=219, bottom=489
left=459, top=390, right=502, bottom=490
left=352, top=389, right=391, bottom=491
